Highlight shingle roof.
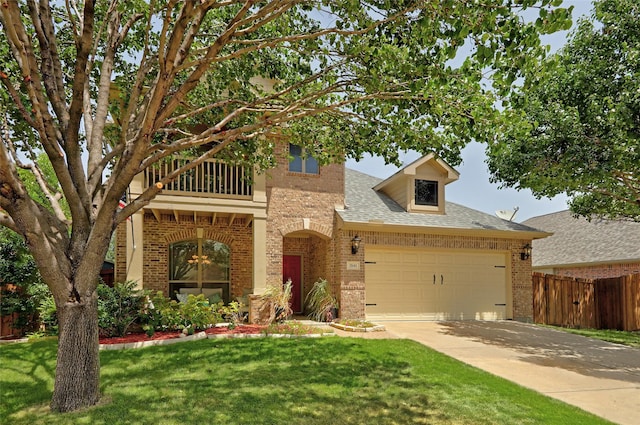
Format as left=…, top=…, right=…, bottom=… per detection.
left=522, top=210, right=640, bottom=267
left=338, top=168, right=545, bottom=235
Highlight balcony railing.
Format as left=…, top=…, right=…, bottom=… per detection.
left=144, top=158, right=252, bottom=198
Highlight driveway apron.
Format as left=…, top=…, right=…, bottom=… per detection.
left=381, top=321, right=640, bottom=425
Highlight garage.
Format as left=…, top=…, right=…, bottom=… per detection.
left=364, top=247, right=509, bottom=320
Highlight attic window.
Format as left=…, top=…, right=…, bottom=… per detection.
left=415, top=179, right=438, bottom=206
left=288, top=143, right=319, bottom=174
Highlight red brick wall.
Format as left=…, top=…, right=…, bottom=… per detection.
left=265, top=142, right=344, bottom=289
left=552, top=263, right=640, bottom=280
left=141, top=213, right=253, bottom=298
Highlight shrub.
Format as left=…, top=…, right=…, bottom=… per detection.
left=141, top=292, right=223, bottom=336
left=179, top=294, right=219, bottom=332
left=142, top=291, right=181, bottom=336
left=97, top=281, right=148, bottom=337
left=0, top=229, right=47, bottom=336
left=0, top=284, right=38, bottom=335
left=218, top=300, right=245, bottom=329
left=37, top=292, right=58, bottom=335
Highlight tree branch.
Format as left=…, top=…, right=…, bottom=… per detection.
left=27, top=0, right=70, bottom=126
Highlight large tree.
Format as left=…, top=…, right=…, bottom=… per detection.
left=0, top=0, right=571, bottom=413
left=487, top=0, right=640, bottom=220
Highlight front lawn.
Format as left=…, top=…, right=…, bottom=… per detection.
left=0, top=337, right=611, bottom=424
left=548, top=326, right=640, bottom=348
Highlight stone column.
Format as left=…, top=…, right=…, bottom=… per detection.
left=125, top=211, right=145, bottom=289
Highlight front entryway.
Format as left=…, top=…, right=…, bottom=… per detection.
left=364, top=248, right=508, bottom=320
left=283, top=255, right=303, bottom=313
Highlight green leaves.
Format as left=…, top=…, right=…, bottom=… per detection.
left=488, top=0, right=640, bottom=221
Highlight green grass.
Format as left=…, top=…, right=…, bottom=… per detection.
left=0, top=337, right=612, bottom=425
left=549, top=326, right=640, bottom=348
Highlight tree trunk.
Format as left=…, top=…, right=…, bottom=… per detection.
left=50, top=294, right=101, bottom=412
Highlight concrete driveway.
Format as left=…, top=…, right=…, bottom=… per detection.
left=381, top=321, right=640, bottom=425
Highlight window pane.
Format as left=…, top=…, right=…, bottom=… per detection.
left=415, top=179, right=438, bottom=206
left=305, top=156, right=319, bottom=174
left=288, top=144, right=303, bottom=172
left=169, top=240, right=198, bottom=281
left=201, top=240, right=230, bottom=282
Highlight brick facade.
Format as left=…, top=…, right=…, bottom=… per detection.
left=264, top=142, right=344, bottom=292
left=117, top=142, right=538, bottom=323
left=117, top=213, right=253, bottom=300
left=551, top=263, right=640, bottom=280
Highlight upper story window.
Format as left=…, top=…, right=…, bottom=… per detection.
left=415, top=179, right=438, bottom=206
left=289, top=143, right=319, bottom=174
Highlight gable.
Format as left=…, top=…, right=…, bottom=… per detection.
left=373, top=154, right=459, bottom=214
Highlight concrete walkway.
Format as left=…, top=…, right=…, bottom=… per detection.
left=379, top=321, right=640, bottom=425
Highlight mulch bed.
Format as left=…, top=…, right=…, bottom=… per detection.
left=205, top=324, right=265, bottom=335
left=99, top=324, right=266, bottom=345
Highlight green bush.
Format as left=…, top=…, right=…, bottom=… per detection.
left=0, top=229, right=49, bottom=336
left=141, top=292, right=223, bottom=336
left=97, top=281, right=147, bottom=337
left=141, top=291, right=180, bottom=336
left=179, top=294, right=219, bottom=332
left=218, top=300, right=245, bottom=328
left=37, top=293, right=58, bottom=335
left=0, top=285, right=37, bottom=335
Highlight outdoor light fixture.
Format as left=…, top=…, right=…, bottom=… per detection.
left=521, top=243, right=532, bottom=261
left=351, top=235, right=361, bottom=255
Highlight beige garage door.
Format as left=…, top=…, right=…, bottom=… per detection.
left=365, top=248, right=508, bottom=320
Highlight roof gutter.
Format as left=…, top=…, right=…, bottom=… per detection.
left=336, top=216, right=552, bottom=241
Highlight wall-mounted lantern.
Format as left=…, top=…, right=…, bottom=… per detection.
left=520, top=243, right=532, bottom=261
left=351, top=235, right=362, bottom=255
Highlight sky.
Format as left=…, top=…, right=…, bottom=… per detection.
left=346, top=0, right=594, bottom=223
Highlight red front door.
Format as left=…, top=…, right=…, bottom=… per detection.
left=283, top=255, right=302, bottom=314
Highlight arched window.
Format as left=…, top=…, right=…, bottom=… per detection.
left=169, top=239, right=230, bottom=302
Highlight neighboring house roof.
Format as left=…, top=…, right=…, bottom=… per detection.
left=338, top=168, right=548, bottom=238
left=522, top=210, right=640, bottom=267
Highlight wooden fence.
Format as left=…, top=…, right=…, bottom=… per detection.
left=533, top=273, right=640, bottom=331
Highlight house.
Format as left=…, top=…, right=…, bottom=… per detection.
left=115, top=146, right=550, bottom=322
left=522, top=210, right=640, bottom=279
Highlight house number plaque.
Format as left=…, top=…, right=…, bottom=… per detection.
left=346, top=261, right=360, bottom=270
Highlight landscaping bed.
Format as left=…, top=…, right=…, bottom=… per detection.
left=98, top=321, right=333, bottom=348
left=98, top=324, right=267, bottom=345
left=330, top=319, right=385, bottom=332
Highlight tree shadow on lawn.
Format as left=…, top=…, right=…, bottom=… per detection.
left=3, top=337, right=609, bottom=424
left=94, top=337, right=448, bottom=425
left=0, top=338, right=57, bottom=416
